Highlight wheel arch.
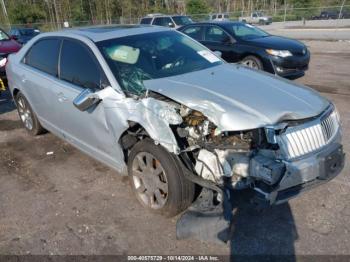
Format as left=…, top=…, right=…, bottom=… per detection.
left=12, top=87, right=20, bottom=98
left=118, top=119, right=179, bottom=164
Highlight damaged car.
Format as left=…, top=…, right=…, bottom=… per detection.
left=7, top=25, right=344, bottom=221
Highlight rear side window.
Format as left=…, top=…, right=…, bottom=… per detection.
left=153, top=17, right=173, bottom=27
left=59, top=39, right=108, bottom=90
left=182, top=26, right=203, bottom=41
left=25, top=38, right=61, bottom=76
left=140, top=18, right=152, bottom=24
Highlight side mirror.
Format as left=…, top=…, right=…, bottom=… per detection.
left=222, top=36, right=234, bottom=45
left=10, top=35, right=18, bottom=40
left=214, top=51, right=222, bottom=57
left=168, top=22, right=175, bottom=28
left=73, top=89, right=100, bottom=111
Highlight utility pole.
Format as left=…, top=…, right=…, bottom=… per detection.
left=283, top=0, right=287, bottom=23
left=339, top=0, right=346, bottom=19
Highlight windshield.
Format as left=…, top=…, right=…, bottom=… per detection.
left=0, top=30, right=9, bottom=41
left=172, top=16, right=193, bottom=26
left=19, top=28, right=39, bottom=36
left=227, top=23, right=269, bottom=40
left=97, top=31, right=222, bottom=95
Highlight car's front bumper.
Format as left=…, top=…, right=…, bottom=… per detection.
left=253, top=140, right=345, bottom=205
left=266, top=51, right=310, bottom=79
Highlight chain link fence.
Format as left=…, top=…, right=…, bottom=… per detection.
left=1, top=5, right=350, bottom=33
left=190, top=5, right=350, bottom=23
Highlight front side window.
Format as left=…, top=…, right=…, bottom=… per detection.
left=205, top=26, right=229, bottom=42
left=24, top=38, right=61, bottom=76
left=140, top=17, right=152, bottom=24
left=153, top=17, right=173, bottom=27
left=227, top=23, right=269, bottom=40
left=172, top=16, right=193, bottom=26
left=97, top=31, right=223, bottom=96
left=60, top=39, right=108, bottom=90
left=182, top=26, right=203, bottom=40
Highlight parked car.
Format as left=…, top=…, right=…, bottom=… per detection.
left=179, top=21, right=310, bottom=79
left=140, top=14, right=193, bottom=28
left=239, top=11, right=272, bottom=25
left=208, top=13, right=230, bottom=21
left=0, top=28, right=21, bottom=92
left=311, top=10, right=340, bottom=20
left=9, top=28, right=40, bottom=45
left=7, top=25, right=344, bottom=220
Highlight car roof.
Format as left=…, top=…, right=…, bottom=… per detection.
left=180, top=21, right=242, bottom=28
left=142, top=14, right=188, bottom=18
left=38, top=24, right=171, bottom=42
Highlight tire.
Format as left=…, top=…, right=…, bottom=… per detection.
left=15, top=92, right=45, bottom=135
left=128, top=138, right=195, bottom=217
left=259, top=19, right=265, bottom=25
left=241, top=55, right=264, bottom=71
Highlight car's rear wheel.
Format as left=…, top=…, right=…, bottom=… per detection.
left=15, top=92, right=45, bottom=135
left=128, top=139, right=195, bottom=217
left=241, top=55, right=263, bottom=70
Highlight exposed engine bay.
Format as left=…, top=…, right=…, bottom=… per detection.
left=148, top=91, right=287, bottom=197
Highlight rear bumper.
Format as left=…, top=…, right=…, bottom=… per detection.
left=253, top=139, right=345, bottom=205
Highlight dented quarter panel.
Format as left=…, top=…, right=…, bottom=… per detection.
left=144, top=63, right=330, bottom=131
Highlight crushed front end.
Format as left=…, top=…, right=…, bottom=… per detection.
left=175, top=102, right=344, bottom=206
left=170, top=101, right=344, bottom=242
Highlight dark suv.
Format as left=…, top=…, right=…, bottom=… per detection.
left=9, top=28, right=40, bottom=45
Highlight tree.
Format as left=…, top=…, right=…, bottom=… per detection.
left=186, top=0, right=210, bottom=14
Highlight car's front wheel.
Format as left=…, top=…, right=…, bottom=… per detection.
left=128, top=139, right=195, bottom=217
left=241, top=55, right=264, bottom=71
left=15, top=92, right=45, bottom=135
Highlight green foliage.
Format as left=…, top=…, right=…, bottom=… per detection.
left=0, top=0, right=346, bottom=29
left=186, top=0, right=210, bottom=15
left=8, top=2, right=46, bottom=24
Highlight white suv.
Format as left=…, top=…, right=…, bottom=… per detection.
left=140, top=14, right=193, bottom=28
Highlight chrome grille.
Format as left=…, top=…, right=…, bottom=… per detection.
left=278, top=109, right=340, bottom=159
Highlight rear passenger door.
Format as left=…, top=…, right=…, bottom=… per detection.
left=55, top=38, right=121, bottom=164
left=21, top=38, right=61, bottom=124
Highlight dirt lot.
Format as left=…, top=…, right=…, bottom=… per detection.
left=0, top=40, right=350, bottom=257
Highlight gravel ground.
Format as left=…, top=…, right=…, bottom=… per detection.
left=0, top=40, right=350, bottom=257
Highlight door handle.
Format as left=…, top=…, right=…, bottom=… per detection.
left=57, top=92, right=68, bottom=102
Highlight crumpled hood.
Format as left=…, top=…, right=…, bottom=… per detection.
left=144, top=64, right=329, bottom=131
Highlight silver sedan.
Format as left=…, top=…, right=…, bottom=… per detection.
left=6, top=25, right=344, bottom=217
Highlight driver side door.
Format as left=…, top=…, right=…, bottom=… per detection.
left=54, top=38, right=124, bottom=168
left=202, top=25, right=238, bottom=63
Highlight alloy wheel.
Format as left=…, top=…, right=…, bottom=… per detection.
left=242, top=59, right=259, bottom=69
left=131, top=152, right=169, bottom=209
left=17, top=96, right=33, bottom=130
